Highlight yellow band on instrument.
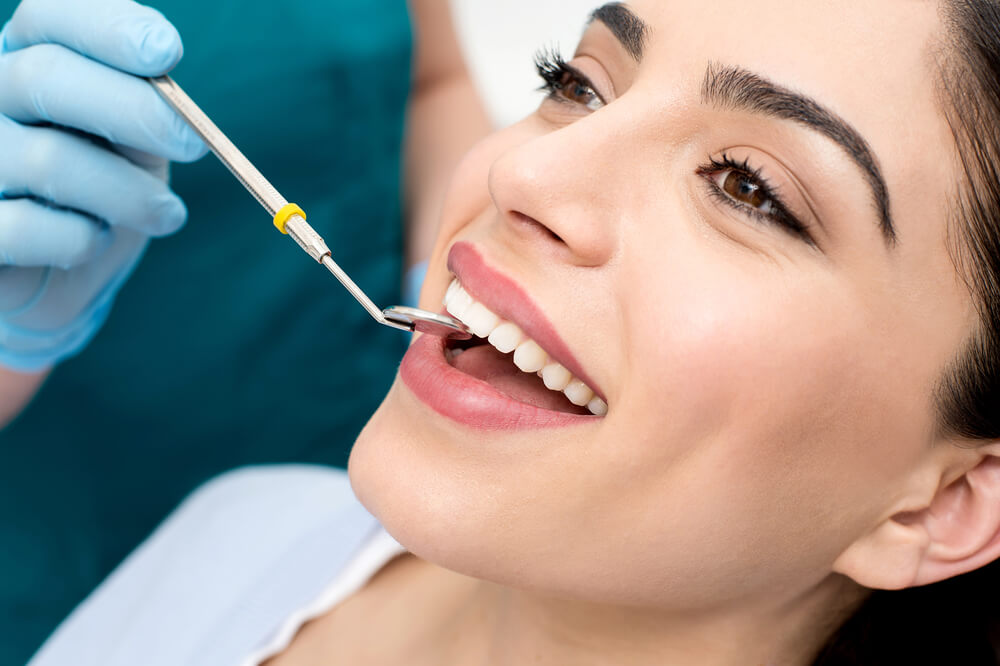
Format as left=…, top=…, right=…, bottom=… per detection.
left=273, top=203, right=306, bottom=234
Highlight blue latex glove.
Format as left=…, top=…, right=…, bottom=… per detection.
left=0, top=0, right=207, bottom=371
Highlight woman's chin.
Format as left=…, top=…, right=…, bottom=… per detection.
left=348, top=381, right=456, bottom=558
left=347, top=375, right=625, bottom=600
left=347, top=379, right=406, bottom=511
left=348, top=379, right=524, bottom=583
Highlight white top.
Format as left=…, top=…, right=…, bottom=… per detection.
left=242, top=527, right=404, bottom=666
left=29, top=465, right=405, bottom=666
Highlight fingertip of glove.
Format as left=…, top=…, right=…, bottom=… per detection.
left=178, top=132, right=210, bottom=163
left=151, top=194, right=187, bottom=237
left=134, top=20, right=183, bottom=75
left=161, top=102, right=208, bottom=163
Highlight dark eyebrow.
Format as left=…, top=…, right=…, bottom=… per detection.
left=589, top=3, right=648, bottom=61
left=702, top=63, right=897, bottom=245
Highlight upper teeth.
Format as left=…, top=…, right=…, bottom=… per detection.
left=443, top=279, right=608, bottom=417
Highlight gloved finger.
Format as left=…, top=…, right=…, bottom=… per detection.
left=9, top=226, right=147, bottom=327
left=0, top=43, right=206, bottom=162
left=0, top=197, right=108, bottom=269
left=0, top=265, right=47, bottom=313
left=0, top=119, right=189, bottom=237
left=2, top=0, right=182, bottom=76
left=113, top=144, right=170, bottom=178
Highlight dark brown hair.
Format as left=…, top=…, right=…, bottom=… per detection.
left=816, top=1, right=1000, bottom=662
left=936, top=0, right=1000, bottom=442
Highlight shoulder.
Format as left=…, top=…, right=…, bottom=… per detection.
left=169, top=464, right=362, bottom=531
left=129, top=465, right=369, bottom=571
left=30, top=465, right=380, bottom=666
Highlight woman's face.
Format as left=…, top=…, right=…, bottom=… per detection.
left=351, top=0, right=974, bottom=609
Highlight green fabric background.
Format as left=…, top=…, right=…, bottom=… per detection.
left=0, top=1, right=412, bottom=662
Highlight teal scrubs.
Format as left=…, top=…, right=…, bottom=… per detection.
left=0, top=1, right=412, bottom=662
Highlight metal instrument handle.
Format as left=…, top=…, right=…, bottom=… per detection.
left=148, top=75, right=286, bottom=216
left=147, top=75, right=408, bottom=329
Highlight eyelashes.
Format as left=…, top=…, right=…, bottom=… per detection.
left=534, top=48, right=571, bottom=91
left=533, top=50, right=814, bottom=245
left=696, top=154, right=814, bottom=244
left=534, top=49, right=605, bottom=111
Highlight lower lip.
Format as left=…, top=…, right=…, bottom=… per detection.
left=400, top=333, right=598, bottom=430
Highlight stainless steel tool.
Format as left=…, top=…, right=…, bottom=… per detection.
left=147, top=75, right=470, bottom=340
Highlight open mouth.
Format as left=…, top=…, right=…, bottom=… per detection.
left=443, top=279, right=608, bottom=417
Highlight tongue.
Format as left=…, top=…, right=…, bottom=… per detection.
left=450, top=344, right=589, bottom=414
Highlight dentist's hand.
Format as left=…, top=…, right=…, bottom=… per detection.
left=0, top=0, right=207, bottom=371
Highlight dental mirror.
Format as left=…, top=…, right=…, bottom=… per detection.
left=382, top=305, right=471, bottom=339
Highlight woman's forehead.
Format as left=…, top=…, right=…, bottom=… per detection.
left=618, top=1, right=944, bottom=119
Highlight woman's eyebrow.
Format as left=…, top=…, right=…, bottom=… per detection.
left=589, top=3, right=648, bottom=61
left=702, top=62, right=897, bottom=245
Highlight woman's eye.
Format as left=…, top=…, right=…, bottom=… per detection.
left=697, top=156, right=814, bottom=243
left=710, top=170, right=778, bottom=215
left=552, top=71, right=604, bottom=110
left=535, top=51, right=606, bottom=112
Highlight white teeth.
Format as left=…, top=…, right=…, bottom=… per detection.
left=488, top=322, right=523, bottom=353
left=443, top=278, right=607, bottom=416
left=587, top=396, right=608, bottom=416
left=465, top=302, right=501, bottom=338
left=564, top=379, right=594, bottom=407
left=513, top=340, right=547, bottom=373
left=446, top=284, right=474, bottom=321
left=444, top=280, right=459, bottom=307
left=541, top=362, right=571, bottom=391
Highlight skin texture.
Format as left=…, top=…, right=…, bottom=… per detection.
left=289, top=1, right=1000, bottom=664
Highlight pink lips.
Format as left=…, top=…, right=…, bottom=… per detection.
left=398, top=241, right=602, bottom=430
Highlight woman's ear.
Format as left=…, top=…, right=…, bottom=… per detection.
left=832, top=446, right=1000, bottom=590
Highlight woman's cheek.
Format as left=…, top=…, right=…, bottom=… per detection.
left=633, top=310, right=751, bottom=443
left=625, top=270, right=826, bottom=454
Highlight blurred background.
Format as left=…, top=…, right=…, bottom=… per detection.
left=451, top=0, right=601, bottom=127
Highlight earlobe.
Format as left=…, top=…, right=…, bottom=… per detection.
left=833, top=452, right=1000, bottom=591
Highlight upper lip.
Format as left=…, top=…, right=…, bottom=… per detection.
left=446, top=241, right=604, bottom=401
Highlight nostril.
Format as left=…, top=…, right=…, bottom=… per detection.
left=511, top=211, right=564, bottom=244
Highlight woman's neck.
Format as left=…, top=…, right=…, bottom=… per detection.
left=305, top=554, right=865, bottom=666
left=451, top=577, right=862, bottom=666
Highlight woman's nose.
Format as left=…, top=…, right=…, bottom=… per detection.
left=486, top=113, right=623, bottom=267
